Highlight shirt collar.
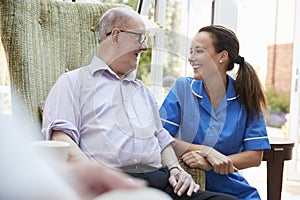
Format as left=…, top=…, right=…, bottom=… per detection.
left=87, top=56, right=137, bottom=81
left=190, top=74, right=238, bottom=101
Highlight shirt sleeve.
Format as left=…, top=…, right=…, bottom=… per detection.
left=156, top=128, right=176, bottom=150
left=243, top=112, right=271, bottom=151
left=42, top=73, right=81, bottom=144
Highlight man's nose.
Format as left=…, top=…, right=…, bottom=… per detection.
left=140, top=42, right=148, bottom=51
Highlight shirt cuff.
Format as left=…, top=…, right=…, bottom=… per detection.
left=156, top=128, right=176, bottom=150
left=45, top=120, right=80, bottom=144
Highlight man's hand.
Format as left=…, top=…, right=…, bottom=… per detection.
left=168, top=167, right=200, bottom=197
left=67, top=162, right=146, bottom=199
left=181, top=151, right=212, bottom=171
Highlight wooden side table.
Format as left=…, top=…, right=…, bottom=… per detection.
left=263, top=137, right=294, bottom=200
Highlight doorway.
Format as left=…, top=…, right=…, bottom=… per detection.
left=287, top=0, right=300, bottom=181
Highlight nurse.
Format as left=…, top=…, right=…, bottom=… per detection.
left=159, top=25, right=270, bottom=199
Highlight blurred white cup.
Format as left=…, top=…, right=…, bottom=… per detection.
left=31, top=140, right=70, bottom=164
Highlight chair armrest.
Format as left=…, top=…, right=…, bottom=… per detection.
left=179, top=160, right=206, bottom=191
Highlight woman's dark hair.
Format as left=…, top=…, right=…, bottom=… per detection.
left=199, top=25, right=267, bottom=119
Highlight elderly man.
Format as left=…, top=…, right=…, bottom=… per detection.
left=42, top=7, right=236, bottom=200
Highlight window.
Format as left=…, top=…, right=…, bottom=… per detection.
left=141, top=0, right=213, bottom=104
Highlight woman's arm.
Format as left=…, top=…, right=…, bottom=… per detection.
left=172, top=138, right=200, bottom=156
left=173, top=138, right=218, bottom=157
left=228, top=150, right=263, bottom=170
left=173, top=138, right=233, bottom=173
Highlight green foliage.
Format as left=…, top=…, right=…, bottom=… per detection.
left=100, top=0, right=183, bottom=84
left=265, top=87, right=290, bottom=113
left=137, top=49, right=152, bottom=84
left=163, top=0, right=183, bottom=78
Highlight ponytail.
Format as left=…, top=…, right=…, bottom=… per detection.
left=199, top=25, right=267, bottom=119
left=235, top=60, right=267, bottom=119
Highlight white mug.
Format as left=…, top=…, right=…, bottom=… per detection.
left=31, top=140, right=70, bottom=164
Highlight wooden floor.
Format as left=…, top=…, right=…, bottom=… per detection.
left=242, top=162, right=300, bottom=200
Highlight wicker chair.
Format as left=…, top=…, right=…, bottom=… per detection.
left=0, top=0, right=205, bottom=190
left=0, top=0, right=121, bottom=130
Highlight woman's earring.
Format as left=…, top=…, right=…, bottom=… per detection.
left=219, top=60, right=223, bottom=63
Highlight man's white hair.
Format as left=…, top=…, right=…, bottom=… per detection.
left=98, top=7, right=139, bottom=43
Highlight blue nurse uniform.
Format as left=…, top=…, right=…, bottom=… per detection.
left=159, top=76, right=270, bottom=200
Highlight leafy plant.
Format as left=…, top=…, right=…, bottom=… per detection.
left=265, top=86, right=290, bottom=113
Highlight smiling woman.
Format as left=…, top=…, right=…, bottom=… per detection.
left=159, top=25, right=270, bottom=199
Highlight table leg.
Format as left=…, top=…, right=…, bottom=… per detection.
left=266, top=158, right=284, bottom=200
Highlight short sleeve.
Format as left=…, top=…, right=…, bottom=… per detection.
left=159, top=82, right=182, bottom=136
left=243, top=112, right=270, bottom=150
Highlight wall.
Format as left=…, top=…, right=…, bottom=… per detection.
left=266, top=43, right=293, bottom=95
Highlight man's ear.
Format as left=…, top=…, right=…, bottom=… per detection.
left=114, top=35, right=119, bottom=43
left=111, top=29, right=119, bottom=45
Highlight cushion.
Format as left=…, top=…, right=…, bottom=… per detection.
left=179, top=160, right=206, bottom=190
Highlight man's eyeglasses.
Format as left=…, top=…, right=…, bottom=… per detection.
left=106, top=30, right=147, bottom=44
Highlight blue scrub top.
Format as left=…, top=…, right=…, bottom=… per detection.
left=159, top=76, right=270, bottom=200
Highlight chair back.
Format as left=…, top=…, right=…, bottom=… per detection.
left=0, top=0, right=122, bottom=130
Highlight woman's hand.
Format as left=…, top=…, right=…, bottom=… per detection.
left=199, top=147, right=238, bottom=174
left=181, top=151, right=212, bottom=171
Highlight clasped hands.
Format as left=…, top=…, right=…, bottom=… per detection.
left=180, top=147, right=238, bottom=174
left=168, top=167, right=200, bottom=197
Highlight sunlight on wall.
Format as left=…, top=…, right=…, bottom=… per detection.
left=237, top=0, right=295, bottom=86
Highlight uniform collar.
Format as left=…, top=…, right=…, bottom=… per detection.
left=87, top=56, right=137, bottom=81
left=190, top=75, right=239, bottom=101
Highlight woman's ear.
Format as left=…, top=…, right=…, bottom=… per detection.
left=219, top=50, right=229, bottom=62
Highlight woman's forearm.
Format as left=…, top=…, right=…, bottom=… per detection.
left=174, top=137, right=263, bottom=170
left=228, top=150, right=263, bottom=170
left=173, top=138, right=212, bottom=157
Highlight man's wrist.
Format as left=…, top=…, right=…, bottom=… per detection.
left=169, top=165, right=183, bottom=173
left=169, top=166, right=180, bottom=172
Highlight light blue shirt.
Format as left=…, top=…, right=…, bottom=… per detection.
left=42, top=56, right=174, bottom=168
left=160, top=76, right=270, bottom=200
